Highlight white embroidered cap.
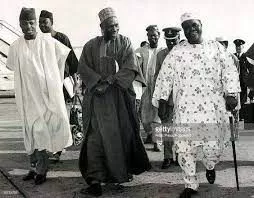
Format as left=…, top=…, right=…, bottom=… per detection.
left=181, top=12, right=201, bottom=24
left=98, top=7, right=117, bottom=24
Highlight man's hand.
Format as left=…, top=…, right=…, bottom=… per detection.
left=73, top=83, right=79, bottom=94
left=226, top=96, right=238, bottom=111
left=105, top=75, right=116, bottom=85
left=94, top=82, right=109, bottom=96
left=158, top=99, right=169, bottom=121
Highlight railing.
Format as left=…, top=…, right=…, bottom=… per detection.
left=0, top=20, right=21, bottom=37
left=0, top=51, right=7, bottom=58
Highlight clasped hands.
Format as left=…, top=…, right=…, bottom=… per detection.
left=158, top=99, right=169, bottom=121
left=94, top=75, right=115, bottom=96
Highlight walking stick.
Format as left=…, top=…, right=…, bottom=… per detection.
left=229, top=110, right=240, bottom=191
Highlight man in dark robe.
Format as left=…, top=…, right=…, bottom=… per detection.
left=78, top=7, right=150, bottom=197
left=39, top=10, right=78, bottom=100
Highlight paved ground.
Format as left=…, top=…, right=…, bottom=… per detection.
left=0, top=98, right=254, bottom=198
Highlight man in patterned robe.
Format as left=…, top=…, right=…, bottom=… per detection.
left=152, top=13, right=240, bottom=197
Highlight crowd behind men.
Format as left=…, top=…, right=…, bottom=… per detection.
left=6, top=6, right=254, bottom=198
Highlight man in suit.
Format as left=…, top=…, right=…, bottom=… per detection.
left=234, top=39, right=252, bottom=120
left=154, top=27, right=181, bottom=168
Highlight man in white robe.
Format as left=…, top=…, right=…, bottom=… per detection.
left=152, top=13, right=241, bottom=197
left=6, top=7, right=72, bottom=185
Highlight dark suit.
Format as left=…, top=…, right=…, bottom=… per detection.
left=235, top=53, right=253, bottom=119
left=155, top=48, right=174, bottom=159
left=234, top=53, right=251, bottom=104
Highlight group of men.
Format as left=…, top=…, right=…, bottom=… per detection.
left=7, top=6, right=253, bottom=198
left=135, top=25, right=182, bottom=169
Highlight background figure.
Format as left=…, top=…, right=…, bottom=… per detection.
left=245, top=44, right=254, bottom=101
left=140, top=40, right=149, bottom=47
left=78, top=7, right=150, bottom=197
left=133, top=52, right=146, bottom=121
left=7, top=7, right=72, bottom=185
left=136, top=25, right=163, bottom=151
left=39, top=10, right=78, bottom=99
left=39, top=10, right=79, bottom=161
left=153, top=13, right=240, bottom=198
left=233, top=39, right=253, bottom=120
left=215, top=36, right=228, bottom=49
left=154, top=27, right=181, bottom=169
left=216, top=37, right=241, bottom=112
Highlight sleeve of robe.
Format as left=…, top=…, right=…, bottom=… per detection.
left=154, top=52, right=162, bottom=81
left=58, top=34, right=78, bottom=75
left=113, top=38, right=138, bottom=89
left=218, top=43, right=241, bottom=95
left=54, top=39, right=71, bottom=82
left=152, top=53, right=175, bottom=108
left=6, top=43, right=17, bottom=71
left=78, top=41, right=102, bottom=91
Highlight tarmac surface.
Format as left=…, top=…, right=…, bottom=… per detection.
left=0, top=98, right=254, bottom=198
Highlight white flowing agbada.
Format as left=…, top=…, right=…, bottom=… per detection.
left=7, top=33, right=73, bottom=155
left=152, top=40, right=241, bottom=153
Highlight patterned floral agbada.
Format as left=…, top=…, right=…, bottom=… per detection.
left=152, top=40, right=241, bottom=153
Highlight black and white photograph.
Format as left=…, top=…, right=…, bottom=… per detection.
left=0, top=0, right=254, bottom=197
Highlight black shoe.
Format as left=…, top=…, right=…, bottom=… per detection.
left=179, top=188, right=197, bottom=198
left=153, top=143, right=162, bottom=152
left=161, top=158, right=173, bottom=169
left=23, top=171, right=36, bottom=181
left=34, top=174, right=46, bottom=185
left=49, top=152, right=61, bottom=162
left=144, top=134, right=153, bottom=144
left=82, top=183, right=102, bottom=197
left=206, top=169, right=216, bottom=184
left=128, top=174, right=133, bottom=181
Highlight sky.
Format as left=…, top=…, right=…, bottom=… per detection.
left=1, top=0, right=254, bottom=54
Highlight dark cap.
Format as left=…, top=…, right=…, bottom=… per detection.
left=146, top=25, right=159, bottom=32
left=19, top=7, right=36, bottom=21
left=162, top=27, right=181, bottom=40
left=234, top=39, right=245, bottom=46
left=40, top=10, right=53, bottom=23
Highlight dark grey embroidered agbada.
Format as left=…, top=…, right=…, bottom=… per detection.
left=78, top=34, right=150, bottom=184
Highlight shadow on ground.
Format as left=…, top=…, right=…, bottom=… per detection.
left=74, top=183, right=253, bottom=198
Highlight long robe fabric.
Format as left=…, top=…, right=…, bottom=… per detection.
left=6, top=33, right=73, bottom=155
left=135, top=46, right=163, bottom=127
left=52, top=31, right=78, bottom=77
left=78, top=34, right=150, bottom=184
left=152, top=40, right=241, bottom=153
